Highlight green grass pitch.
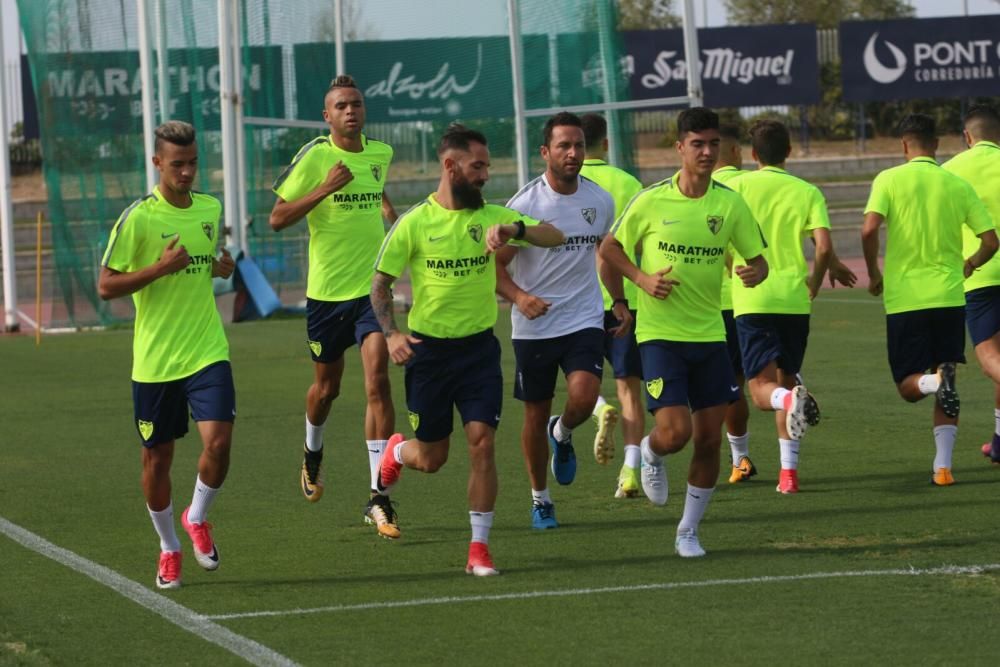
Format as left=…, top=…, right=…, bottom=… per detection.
left=2, top=289, right=999, bottom=665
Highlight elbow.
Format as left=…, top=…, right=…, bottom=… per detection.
left=97, top=284, right=113, bottom=301
left=268, top=213, right=283, bottom=232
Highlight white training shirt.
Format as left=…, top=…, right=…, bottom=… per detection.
left=505, top=174, right=615, bottom=339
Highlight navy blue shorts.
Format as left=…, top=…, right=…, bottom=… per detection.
left=404, top=329, right=503, bottom=442
left=639, top=340, right=737, bottom=413
left=306, top=296, right=381, bottom=363
left=513, top=327, right=604, bottom=402
left=603, top=310, right=642, bottom=379
left=722, top=309, right=744, bottom=377
left=965, top=286, right=1000, bottom=346
left=886, top=307, right=966, bottom=384
left=132, top=361, right=236, bottom=447
left=735, top=313, right=810, bottom=380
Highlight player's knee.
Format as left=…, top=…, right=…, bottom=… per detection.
left=203, top=435, right=231, bottom=459
left=467, top=437, right=495, bottom=468
left=316, top=380, right=341, bottom=404
left=654, top=424, right=690, bottom=450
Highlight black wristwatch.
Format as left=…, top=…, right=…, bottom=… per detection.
left=612, top=298, right=629, bottom=308
left=513, top=219, right=526, bottom=240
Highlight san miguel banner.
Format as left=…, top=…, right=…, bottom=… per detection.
left=841, top=16, right=1000, bottom=102
left=622, top=24, right=821, bottom=107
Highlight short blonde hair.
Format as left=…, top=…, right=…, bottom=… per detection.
left=154, top=120, right=196, bottom=153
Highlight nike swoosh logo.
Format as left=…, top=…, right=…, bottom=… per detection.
left=429, top=235, right=447, bottom=242
left=161, top=232, right=178, bottom=238
left=730, top=385, right=740, bottom=392
left=594, top=364, right=602, bottom=370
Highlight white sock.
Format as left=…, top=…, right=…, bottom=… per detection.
left=187, top=477, right=219, bottom=525
left=393, top=440, right=405, bottom=465
left=553, top=415, right=572, bottom=443
left=640, top=436, right=662, bottom=464
left=779, top=438, right=800, bottom=470
left=623, top=444, right=640, bottom=469
left=917, top=374, right=940, bottom=395
left=728, top=432, right=750, bottom=466
left=305, top=415, right=324, bottom=452
left=677, top=484, right=715, bottom=533
left=148, top=503, right=181, bottom=553
left=994, top=408, right=1000, bottom=436
left=531, top=488, right=552, bottom=505
left=367, top=439, right=386, bottom=490
left=470, top=511, right=494, bottom=544
left=933, top=425, right=957, bottom=471
left=592, top=395, right=607, bottom=417
left=770, top=388, right=791, bottom=411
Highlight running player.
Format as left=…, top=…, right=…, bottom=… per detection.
left=711, top=124, right=755, bottom=484
left=599, top=107, right=769, bottom=557
left=497, top=111, right=628, bottom=529
left=579, top=113, right=646, bottom=499
left=728, top=119, right=831, bottom=494
left=269, top=75, right=400, bottom=538
left=862, top=113, right=998, bottom=485
left=370, top=124, right=563, bottom=574
left=942, top=104, right=1000, bottom=464
left=98, top=120, right=236, bottom=589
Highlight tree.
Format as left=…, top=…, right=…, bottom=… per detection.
left=313, top=1, right=375, bottom=42
left=617, top=0, right=681, bottom=30
left=723, top=0, right=914, bottom=29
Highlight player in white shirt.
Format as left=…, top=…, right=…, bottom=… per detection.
left=496, top=112, right=633, bottom=529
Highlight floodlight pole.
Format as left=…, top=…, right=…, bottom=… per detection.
left=218, top=0, right=244, bottom=253
left=136, top=0, right=158, bottom=193
left=0, top=4, right=18, bottom=331
left=507, top=0, right=529, bottom=188
left=596, top=0, right=621, bottom=166
left=231, top=0, right=249, bottom=255
left=334, top=0, right=345, bottom=75
left=155, top=0, right=169, bottom=123
left=680, top=0, right=703, bottom=106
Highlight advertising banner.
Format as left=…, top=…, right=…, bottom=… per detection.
left=841, top=16, right=1000, bottom=102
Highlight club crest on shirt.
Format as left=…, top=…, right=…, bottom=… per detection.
left=646, top=377, right=663, bottom=399
left=581, top=207, right=597, bottom=225
left=706, top=215, right=724, bottom=235
left=468, top=223, right=483, bottom=243
left=371, top=164, right=382, bottom=181
left=202, top=222, right=214, bottom=240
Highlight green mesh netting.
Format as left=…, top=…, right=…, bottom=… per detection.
left=17, top=0, right=637, bottom=328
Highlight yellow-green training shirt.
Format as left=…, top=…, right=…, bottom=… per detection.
left=730, top=166, right=831, bottom=316
left=273, top=133, right=393, bottom=302
left=942, top=141, right=1000, bottom=292
left=865, top=156, right=993, bottom=314
left=374, top=195, right=538, bottom=338
left=610, top=173, right=767, bottom=343
left=580, top=158, right=643, bottom=310
left=102, top=186, right=229, bottom=383
left=711, top=165, right=746, bottom=310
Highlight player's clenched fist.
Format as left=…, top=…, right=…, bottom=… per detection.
left=158, top=236, right=190, bottom=275
left=323, top=160, right=354, bottom=194
left=639, top=265, right=680, bottom=299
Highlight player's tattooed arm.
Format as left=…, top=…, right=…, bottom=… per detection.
left=371, top=270, right=421, bottom=365
left=371, top=271, right=398, bottom=336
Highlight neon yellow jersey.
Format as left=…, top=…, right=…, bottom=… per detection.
left=711, top=166, right=746, bottom=310
left=729, top=166, right=830, bottom=316
left=102, top=187, right=229, bottom=383
left=273, top=134, right=393, bottom=302
left=375, top=195, right=538, bottom=338
left=580, top=159, right=643, bottom=310
left=865, top=156, right=994, bottom=314
left=610, top=173, right=766, bottom=343
left=942, top=141, right=1000, bottom=292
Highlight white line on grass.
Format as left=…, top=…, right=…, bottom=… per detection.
left=205, top=562, right=1000, bottom=621
left=0, top=516, right=299, bottom=667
